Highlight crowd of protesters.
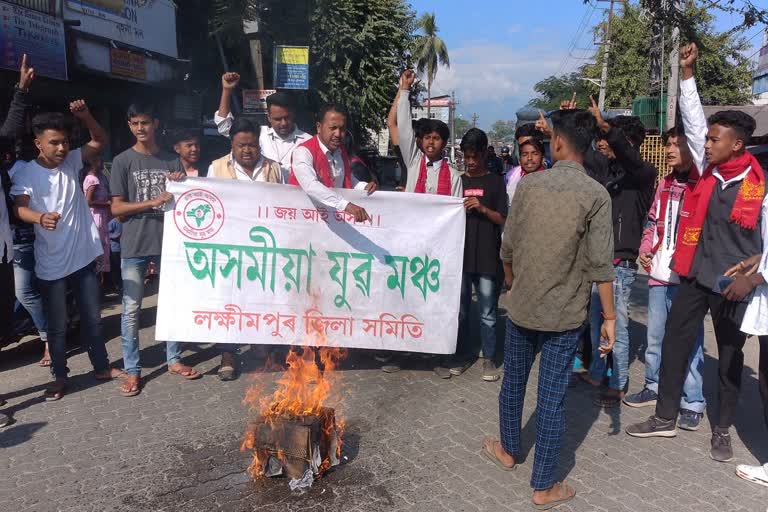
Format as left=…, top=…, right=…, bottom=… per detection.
left=1, top=39, right=768, bottom=509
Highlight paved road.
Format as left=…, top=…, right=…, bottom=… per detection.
left=1, top=275, right=767, bottom=511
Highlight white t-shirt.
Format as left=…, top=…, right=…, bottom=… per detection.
left=10, top=148, right=103, bottom=280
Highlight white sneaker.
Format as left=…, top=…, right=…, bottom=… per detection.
left=736, top=463, right=768, bottom=488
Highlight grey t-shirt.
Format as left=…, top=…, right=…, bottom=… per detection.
left=110, top=148, right=181, bottom=258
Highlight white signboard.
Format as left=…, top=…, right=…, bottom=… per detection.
left=65, top=0, right=178, bottom=58
left=156, top=179, right=465, bottom=354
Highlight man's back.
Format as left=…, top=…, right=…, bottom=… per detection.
left=501, top=160, right=614, bottom=332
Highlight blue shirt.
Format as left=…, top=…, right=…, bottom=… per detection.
left=108, top=218, right=122, bottom=253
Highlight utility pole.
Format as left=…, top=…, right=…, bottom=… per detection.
left=665, top=0, right=684, bottom=129
left=471, top=113, right=479, bottom=128
left=450, top=91, right=459, bottom=162
left=597, top=0, right=617, bottom=111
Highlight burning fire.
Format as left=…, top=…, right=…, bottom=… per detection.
left=241, top=322, right=347, bottom=480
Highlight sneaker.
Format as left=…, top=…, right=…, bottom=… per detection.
left=0, top=412, right=11, bottom=428
left=481, top=359, right=500, bottom=382
left=677, top=409, right=703, bottom=431
left=623, top=388, right=658, bottom=408
left=449, top=359, right=473, bottom=376
left=736, top=463, right=768, bottom=488
left=381, top=364, right=401, bottom=373
left=710, top=427, right=733, bottom=462
left=625, top=415, right=677, bottom=438
left=433, top=365, right=452, bottom=379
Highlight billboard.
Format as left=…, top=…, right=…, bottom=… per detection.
left=274, top=46, right=309, bottom=90
left=65, top=0, right=178, bottom=58
left=0, top=0, right=67, bottom=80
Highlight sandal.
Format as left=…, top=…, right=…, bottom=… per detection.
left=94, top=368, right=126, bottom=381
left=168, top=363, right=201, bottom=380
left=39, top=355, right=52, bottom=367
left=44, top=379, right=68, bottom=401
left=532, top=481, right=576, bottom=510
left=481, top=437, right=517, bottom=471
left=121, top=375, right=141, bottom=397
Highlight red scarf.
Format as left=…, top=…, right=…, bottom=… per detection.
left=672, top=152, right=765, bottom=277
left=288, top=136, right=352, bottom=189
left=414, top=157, right=452, bottom=195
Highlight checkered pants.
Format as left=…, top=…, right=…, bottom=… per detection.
left=499, top=319, right=580, bottom=490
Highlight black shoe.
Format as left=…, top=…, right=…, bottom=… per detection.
left=623, top=387, right=658, bottom=408
left=433, top=365, right=452, bottom=379
left=625, top=415, right=677, bottom=438
left=481, top=359, right=500, bottom=382
left=677, top=409, right=703, bottom=431
left=449, top=359, right=473, bottom=376
left=710, top=427, right=733, bottom=462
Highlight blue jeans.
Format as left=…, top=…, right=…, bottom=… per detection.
left=121, top=256, right=181, bottom=375
left=589, top=264, right=635, bottom=391
left=500, top=320, right=580, bottom=490
left=12, top=243, right=47, bottom=341
left=39, top=261, right=109, bottom=379
left=457, top=272, right=497, bottom=360
left=645, top=284, right=706, bottom=413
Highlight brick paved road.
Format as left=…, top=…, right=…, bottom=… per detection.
left=1, top=275, right=767, bottom=512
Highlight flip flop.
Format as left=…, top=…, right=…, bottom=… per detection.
left=44, top=379, right=67, bottom=401
left=94, top=368, right=126, bottom=381
left=168, top=363, right=201, bottom=380
left=532, top=481, right=576, bottom=510
left=481, top=438, right=517, bottom=471
left=121, top=375, right=141, bottom=397
left=39, top=357, right=52, bottom=367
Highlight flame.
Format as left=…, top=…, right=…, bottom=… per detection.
left=241, top=319, right=347, bottom=479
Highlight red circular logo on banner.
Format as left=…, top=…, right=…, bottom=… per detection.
left=173, top=189, right=225, bottom=240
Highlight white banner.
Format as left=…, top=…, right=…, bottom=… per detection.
left=156, top=179, right=466, bottom=354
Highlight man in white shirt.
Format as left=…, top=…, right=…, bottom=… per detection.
left=215, top=72, right=311, bottom=182
left=288, top=104, right=376, bottom=222
left=208, top=118, right=281, bottom=183
left=12, top=102, right=121, bottom=401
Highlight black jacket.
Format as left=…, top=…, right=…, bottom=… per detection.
left=0, top=87, right=29, bottom=143
left=588, top=128, right=657, bottom=262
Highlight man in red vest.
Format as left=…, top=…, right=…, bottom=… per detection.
left=289, top=104, right=376, bottom=222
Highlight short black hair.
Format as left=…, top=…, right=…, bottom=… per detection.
left=126, top=102, right=158, bottom=120
left=662, top=125, right=686, bottom=145
left=266, top=91, right=295, bottom=112
left=413, top=119, right=426, bottom=138
left=317, top=104, right=348, bottom=124
left=32, top=112, right=72, bottom=137
left=420, top=119, right=450, bottom=142
left=169, top=128, right=201, bottom=146
left=550, top=109, right=597, bottom=154
left=229, top=118, right=260, bottom=139
left=515, top=123, right=542, bottom=141
left=708, top=110, right=756, bottom=142
left=460, top=128, right=489, bottom=153
left=608, top=115, right=646, bottom=147
left=519, top=138, right=545, bottom=155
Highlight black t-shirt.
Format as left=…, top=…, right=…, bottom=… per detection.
left=462, top=173, right=508, bottom=275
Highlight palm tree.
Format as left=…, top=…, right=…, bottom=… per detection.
left=412, top=12, right=450, bottom=117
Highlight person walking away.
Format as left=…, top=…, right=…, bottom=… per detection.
left=626, top=43, right=765, bottom=464
left=454, top=129, right=507, bottom=381
left=12, top=102, right=122, bottom=401
left=110, top=103, right=200, bottom=398
left=482, top=109, right=616, bottom=510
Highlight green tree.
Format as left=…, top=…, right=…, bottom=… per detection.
left=454, top=117, right=471, bottom=138
left=309, top=0, right=415, bottom=142
left=412, top=12, right=450, bottom=117
left=489, top=120, right=517, bottom=141
left=528, top=72, right=598, bottom=111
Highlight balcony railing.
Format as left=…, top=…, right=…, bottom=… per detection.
left=5, top=0, right=57, bottom=16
